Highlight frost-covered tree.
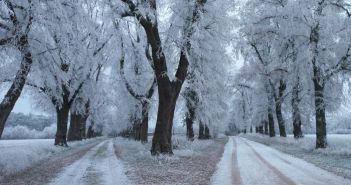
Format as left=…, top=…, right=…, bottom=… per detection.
left=114, top=0, right=212, bottom=155
left=118, top=21, right=156, bottom=143
left=237, top=0, right=351, bottom=148
left=27, top=0, right=115, bottom=145
left=0, top=0, right=34, bottom=138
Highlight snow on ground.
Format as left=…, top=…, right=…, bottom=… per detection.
left=242, top=134, right=351, bottom=179
left=114, top=136, right=227, bottom=185
left=210, top=137, right=234, bottom=185
left=49, top=139, right=131, bottom=185
left=0, top=138, right=100, bottom=179
left=211, top=136, right=351, bottom=185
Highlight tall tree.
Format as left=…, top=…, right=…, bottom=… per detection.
left=118, top=0, right=208, bottom=155
left=28, top=0, right=114, bottom=145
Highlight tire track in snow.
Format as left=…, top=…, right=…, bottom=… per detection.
left=243, top=138, right=351, bottom=185
left=239, top=138, right=297, bottom=185
left=231, top=138, right=242, bottom=185
left=48, top=139, right=131, bottom=185
left=0, top=140, right=102, bottom=185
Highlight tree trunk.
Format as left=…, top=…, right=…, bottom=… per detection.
left=258, top=124, right=264, bottom=134
left=87, top=120, right=95, bottom=138
left=185, top=88, right=197, bottom=141
left=67, top=112, right=84, bottom=141
left=140, top=102, right=149, bottom=143
left=264, top=120, right=268, bottom=135
left=55, top=103, right=70, bottom=146
left=204, top=125, right=211, bottom=139
left=292, top=78, right=303, bottom=138
left=199, top=121, right=205, bottom=139
left=186, top=117, right=194, bottom=140
left=310, top=22, right=327, bottom=148
left=268, top=108, right=275, bottom=137
left=0, top=52, right=33, bottom=138
left=314, top=80, right=327, bottom=148
left=81, top=116, right=87, bottom=139
left=133, top=121, right=141, bottom=141
left=275, top=80, right=287, bottom=137
left=151, top=83, right=177, bottom=155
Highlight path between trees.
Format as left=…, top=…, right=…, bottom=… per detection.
left=0, top=139, right=103, bottom=185
left=2, top=137, right=350, bottom=185
left=212, top=136, right=351, bottom=185
left=49, top=139, right=130, bottom=185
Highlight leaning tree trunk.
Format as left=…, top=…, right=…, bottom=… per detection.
left=55, top=102, right=70, bottom=146
left=314, top=80, right=327, bottom=148
left=0, top=52, right=32, bottom=138
left=292, top=78, right=303, bottom=138
left=274, top=80, right=287, bottom=137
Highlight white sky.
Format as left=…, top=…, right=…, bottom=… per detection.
left=0, top=88, right=44, bottom=115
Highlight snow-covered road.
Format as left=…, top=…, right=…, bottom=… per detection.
left=49, top=139, right=131, bottom=185
left=212, top=136, right=351, bottom=185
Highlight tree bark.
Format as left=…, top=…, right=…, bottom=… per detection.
left=314, top=80, right=327, bottom=148
left=268, top=108, right=275, bottom=137
left=264, top=120, right=268, bottom=135
left=204, top=125, right=211, bottom=139
left=151, top=84, right=177, bottom=155
left=55, top=102, right=70, bottom=146
left=186, top=116, right=195, bottom=140
left=292, top=77, right=303, bottom=138
left=198, top=121, right=205, bottom=139
left=274, top=80, right=287, bottom=137
left=184, top=88, right=197, bottom=141
left=140, top=101, right=149, bottom=143
left=67, top=112, right=88, bottom=141
left=0, top=43, right=32, bottom=138
left=310, top=21, right=327, bottom=148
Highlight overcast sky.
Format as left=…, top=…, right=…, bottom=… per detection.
left=0, top=88, right=44, bottom=115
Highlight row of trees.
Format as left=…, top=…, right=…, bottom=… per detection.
left=231, top=0, right=351, bottom=148
left=0, top=0, right=232, bottom=155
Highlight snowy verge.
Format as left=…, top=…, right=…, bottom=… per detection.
left=210, top=137, right=233, bottom=185
left=0, top=138, right=101, bottom=178
left=113, top=136, right=227, bottom=185
left=242, top=134, right=351, bottom=179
